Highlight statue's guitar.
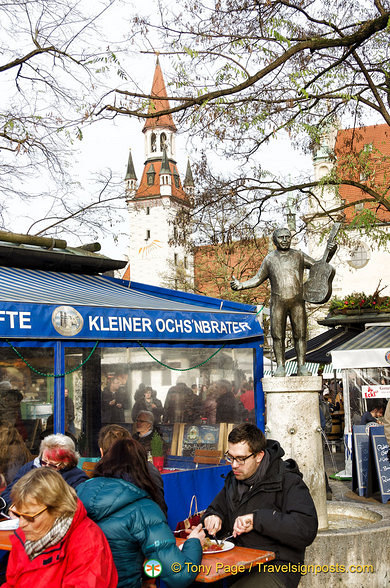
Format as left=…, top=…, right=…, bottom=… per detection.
left=303, top=223, right=341, bottom=304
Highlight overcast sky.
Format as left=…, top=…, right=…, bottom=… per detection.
left=3, top=0, right=313, bottom=262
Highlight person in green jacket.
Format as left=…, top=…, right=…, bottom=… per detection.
left=77, top=438, right=204, bottom=588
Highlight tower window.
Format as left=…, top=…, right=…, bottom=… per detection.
left=146, top=163, right=156, bottom=185
left=174, top=253, right=178, bottom=266
left=173, top=169, right=180, bottom=188
left=146, top=207, right=150, bottom=215
left=184, top=256, right=188, bottom=269
left=146, top=230, right=151, bottom=241
left=151, top=133, right=157, bottom=152
left=160, top=132, right=167, bottom=151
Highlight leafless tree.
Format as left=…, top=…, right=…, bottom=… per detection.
left=0, top=0, right=130, bottom=242
left=100, top=0, right=390, bottom=243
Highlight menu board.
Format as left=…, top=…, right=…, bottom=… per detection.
left=352, top=424, right=371, bottom=496
left=179, top=424, right=224, bottom=457
left=369, top=426, right=390, bottom=504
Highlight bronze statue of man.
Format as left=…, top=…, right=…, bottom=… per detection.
left=231, top=227, right=336, bottom=377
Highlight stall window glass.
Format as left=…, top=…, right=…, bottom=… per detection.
left=345, top=367, right=389, bottom=430
left=65, top=346, right=255, bottom=457
left=0, top=347, right=54, bottom=469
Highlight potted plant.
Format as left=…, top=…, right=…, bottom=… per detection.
left=151, top=431, right=164, bottom=472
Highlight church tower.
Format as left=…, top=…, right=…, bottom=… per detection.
left=125, top=57, right=194, bottom=289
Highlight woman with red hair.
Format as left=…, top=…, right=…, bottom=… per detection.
left=1, top=434, right=87, bottom=509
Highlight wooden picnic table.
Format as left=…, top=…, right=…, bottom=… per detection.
left=176, top=538, right=275, bottom=583
left=0, top=528, right=275, bottom=585
left=0, top=529, right=13, bottom=551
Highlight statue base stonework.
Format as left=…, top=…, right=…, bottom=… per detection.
left=262, top=376, right=328, bottom=530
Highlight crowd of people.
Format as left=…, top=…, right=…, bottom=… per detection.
left=1, top=413, right=390, bottom=587
left=0, top=428, right=204, bottom=587
left=130, top=378, right=256, bottom=428
left=0, top=422, right=323, bottom=588
left=1, top=376, right=389, bottom=588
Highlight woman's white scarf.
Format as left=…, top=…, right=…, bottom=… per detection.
left=24, top=514, right=73, bottom=560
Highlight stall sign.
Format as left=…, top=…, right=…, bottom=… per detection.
left=0, top=301, right=263, bottom=341
left=362, top=385, right=390, bottom=399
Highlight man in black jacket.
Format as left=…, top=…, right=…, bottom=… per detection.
left=203, top=424, right=318, bottom=588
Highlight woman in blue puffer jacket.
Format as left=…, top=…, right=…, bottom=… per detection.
left=77, top=438, right=204, bottom=588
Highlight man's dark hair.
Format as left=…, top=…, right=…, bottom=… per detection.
left=216, top=379, right=231, bottom=394
left=367, top=400, right=385, bottom=413
left=228, top=423, right=267, bottom=454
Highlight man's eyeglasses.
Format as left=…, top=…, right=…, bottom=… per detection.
left=136, top=419, right=149, bottom=424
left=9, top=505, right=48, bottom=523
left=224, top=452, right=255, bottom=465
left=40, top=459, right=62, bottom=470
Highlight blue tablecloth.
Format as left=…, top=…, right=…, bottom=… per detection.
left=162, top=464, right=231, bottom=529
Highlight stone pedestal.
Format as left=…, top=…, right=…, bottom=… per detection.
left=262, top=376, right=328, bottom=530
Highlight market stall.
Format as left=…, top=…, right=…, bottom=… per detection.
left=331, top=325, right=390, bottom=477
left=0, top=265, right=264, bottom=456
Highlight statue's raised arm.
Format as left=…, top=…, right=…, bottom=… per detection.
left=230, top=226, right=339, bottom=377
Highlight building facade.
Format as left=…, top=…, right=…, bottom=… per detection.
left=307, top=122, right=390, bottom=333
left=125, top=57, right=194, bottom=288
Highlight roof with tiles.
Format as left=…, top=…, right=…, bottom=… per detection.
left=135, top=158, right=190, bottom=204
left=335, top=124, right=390, bottom=222
left=143, top=57, right=177, bottom=133
left=132, top=58, right=190, bottom=205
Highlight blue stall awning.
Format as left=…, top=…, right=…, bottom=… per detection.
left=0, top=267, right=263, bottom=342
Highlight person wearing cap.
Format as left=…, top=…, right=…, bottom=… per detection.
left=131, top=386, right=163, bottom=424
left=323, top=389, right=338, bottom=413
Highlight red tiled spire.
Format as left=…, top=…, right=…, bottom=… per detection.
left=135, top=159, right=190, bottom=203
left=143, top=56, right=177, bottom=133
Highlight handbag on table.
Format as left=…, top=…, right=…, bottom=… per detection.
left=174, top=495, right=205, bottom=538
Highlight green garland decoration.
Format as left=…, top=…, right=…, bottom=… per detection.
left=4, top=339, right=100, bottom=378
left=136, top=341, right=226, bottom=371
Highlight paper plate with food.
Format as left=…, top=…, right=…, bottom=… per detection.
left=202, top=537, right=235, bottom=554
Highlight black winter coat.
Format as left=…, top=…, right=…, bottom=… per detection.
left=204, top=440, right=318, bottom=566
